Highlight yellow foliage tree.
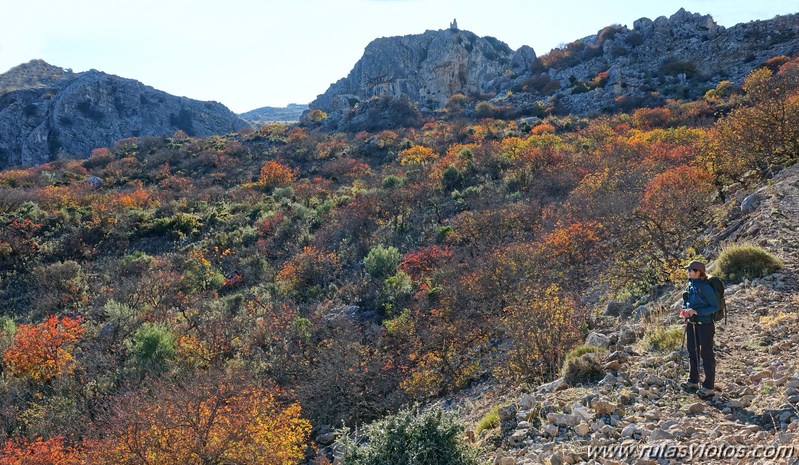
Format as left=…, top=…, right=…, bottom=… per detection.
left=87, top=376, right=311, bottom=465
left=399, top=145, right=438, bottom=165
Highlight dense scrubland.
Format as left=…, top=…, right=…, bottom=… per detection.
left=0, top=55, right=798, bottom=464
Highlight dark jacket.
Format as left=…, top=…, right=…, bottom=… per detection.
left=682, top=278, right=720, bottom=324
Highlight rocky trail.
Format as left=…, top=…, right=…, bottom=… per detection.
left=479, top=164, right=799, bottom=465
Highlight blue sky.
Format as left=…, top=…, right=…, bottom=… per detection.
left=1, top=0, right=795, bottom=113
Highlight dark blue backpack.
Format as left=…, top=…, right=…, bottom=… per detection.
left=695, top=276, right=727, bottom=324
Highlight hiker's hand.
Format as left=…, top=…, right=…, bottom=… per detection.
left=684, top=309, right=697, bottom=317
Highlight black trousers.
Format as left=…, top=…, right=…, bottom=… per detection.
left=686, top=322, right=715, bottom=389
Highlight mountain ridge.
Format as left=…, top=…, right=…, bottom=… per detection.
left=0, top=60, right=250, bottom=169
left=309, top=9, right=799, bottom=127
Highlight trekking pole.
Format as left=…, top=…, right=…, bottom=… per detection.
left=692, top=321, right=701, bottom=385
left=680, top=317, right=687, bottom=371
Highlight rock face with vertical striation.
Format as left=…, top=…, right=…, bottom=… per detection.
left=0, top=60, right=250, bottom=169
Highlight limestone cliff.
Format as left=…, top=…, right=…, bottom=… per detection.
left=309, top=27, right=539, bottom=120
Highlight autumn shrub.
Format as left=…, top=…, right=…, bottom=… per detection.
left=364, top=245, right=401, bottom=280
left=87, top=374, right=311, bottom=465
left=502, top=285, right=584, bottom=383
left=0, top=436, right=82, bottom=465
left=445, top=93, right=468, bottom=113
left=475, top=101, right=496, bottom=118
left=2, top=315, right=84, bottom=382
left=338, top=406, right=481, bottom=465
left=562, top=353, right=606, bottom=386
left=399, top=145, right=437, bottom=165
left=258, top=160, right=296, bottom=189
left=715, top=243, right=784, bottom=283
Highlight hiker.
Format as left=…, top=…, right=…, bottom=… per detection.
left=679, top=260, right=720, bottom=397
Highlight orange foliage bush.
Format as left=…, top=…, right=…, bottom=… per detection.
left=0, top=437, right=81, bottom=465
left=2, top=316, right=84, bottom=382
left=530, top=123, right=556, bottom=135
left=259, top=160, right=296, bottom=188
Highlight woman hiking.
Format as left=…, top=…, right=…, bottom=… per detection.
left=679, top=260, right=720, bottom=397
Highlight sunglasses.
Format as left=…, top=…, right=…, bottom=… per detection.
left=688, top=269, right=699, bottom=272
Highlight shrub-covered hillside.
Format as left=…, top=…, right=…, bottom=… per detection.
left=0, top=56, right=798, bottom=463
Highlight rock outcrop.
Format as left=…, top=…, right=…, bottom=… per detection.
left=309, top=28, right=539, bottom=121
left=310, top=10, right=799, bottom=126
left=0, top=60, right=250, bottom=169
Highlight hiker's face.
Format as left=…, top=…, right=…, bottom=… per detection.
left=687, top=269, right=699, bottom=278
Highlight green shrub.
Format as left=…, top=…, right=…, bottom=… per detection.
left=127, top=322, right=176, bottom=372
left=644, top=325, right=683, bottom=352
left=382, top=271, right=414, bottom=317
left=565, top=344, right=606, bottom=363
left=0, top=316, right=15, bottom=352
left=442, top=166, right=465, bottom=191
left=475, top=101, right=496, bottom=118
left=382, top=175, right=402, bottom=189
left=339, top=406, right=481, bottom=465
left=715, top=243, right=784, bottom=283
left=475, top=407, right=500, bottom=435
left=437, top=226, right=453, bottom=242
left=364, top=245, right=401, bottom=280
left=660, top=60, right=698, bottom=78
left=562, top=353, right=605, bottom=386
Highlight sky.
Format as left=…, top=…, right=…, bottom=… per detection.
left=1, top=1, right=795, bottom=113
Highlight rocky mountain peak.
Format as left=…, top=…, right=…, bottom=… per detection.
left=0, top=59, right=75, bottom=94
left=309, top=27, right=539, bottom=121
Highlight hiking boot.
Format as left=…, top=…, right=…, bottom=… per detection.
left=697, top=387, right=715, bottom=397
left=680, top=381, right=699, bottom=390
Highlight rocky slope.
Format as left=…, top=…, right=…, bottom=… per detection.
left=240, top=103, right=308, bottom=123
left=310, top=9, right=799, bottom=125
left=0, top=60, right=250, bottom=169
left=465, top=163, right=799, bottom=464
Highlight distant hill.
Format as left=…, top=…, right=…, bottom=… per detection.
left=0, top=60, right=250, bottom=169
left=240, top=104, right=308, bottom=124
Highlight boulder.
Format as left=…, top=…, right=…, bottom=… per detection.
left=605, top=301, right=633, bottom=317
left=741, top=192, right=765, bottom=213
left=585, top=332, right=611, bottom=349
